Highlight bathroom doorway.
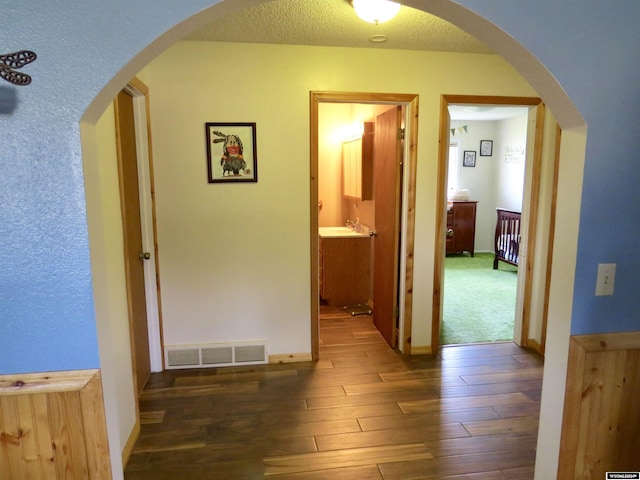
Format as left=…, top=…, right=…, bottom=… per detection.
left=310, top=92, right=419, bottom=360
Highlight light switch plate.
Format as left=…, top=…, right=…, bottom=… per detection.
left=595, top=263, right=616, bottom=296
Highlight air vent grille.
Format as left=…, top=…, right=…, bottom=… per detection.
left=167, top=348, right=199, bottom=366
left=165, top=341, right=267, bottom=369
left=235, top=344, right=266, bottom=363
left=201, top=346, right=233, bottom=365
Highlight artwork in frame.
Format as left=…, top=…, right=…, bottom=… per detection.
left=480, top=139, right=493, bottom=156
left=463, top=150, right=476, bottom=167
left=205, top=122, right=258, bottom=183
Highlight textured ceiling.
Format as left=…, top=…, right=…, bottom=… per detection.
left=184, top=0, right=492, bottom=54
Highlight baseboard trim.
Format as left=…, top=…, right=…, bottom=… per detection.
left=408, top=346, right=432, bottom=355
left=269, top=353, right=312, bottom=364
left=527, top=338, right=544, bottom=355
left=122, top=418, right=140, bottom=467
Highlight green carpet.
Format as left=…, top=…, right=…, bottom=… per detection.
left=442, top=252, right=518, bottom=345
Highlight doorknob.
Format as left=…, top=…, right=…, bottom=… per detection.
left=369, top=230, right=378, bottom=237
left=139, top=251, right=151, bottom=261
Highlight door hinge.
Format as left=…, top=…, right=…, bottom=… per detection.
left=393, top=306, right=400, bottom=318
left=398, top=128, right=405, bottom=140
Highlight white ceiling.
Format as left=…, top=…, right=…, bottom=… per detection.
left=184, top=0, right=492, bottom=54
left=449, top=105, right=530, bottom=121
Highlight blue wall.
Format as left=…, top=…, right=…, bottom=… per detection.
left=1, top=0, right=639, bottom=374
left=0, top=1, right=215, bottom=374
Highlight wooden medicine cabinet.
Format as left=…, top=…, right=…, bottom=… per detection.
left=342, top=122, right=374, bottom=200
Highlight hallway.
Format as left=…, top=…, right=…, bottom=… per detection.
left=124, top=308, right=543, bottom=479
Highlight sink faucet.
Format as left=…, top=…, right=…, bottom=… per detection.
left=346, top=218, right=361, bottom=232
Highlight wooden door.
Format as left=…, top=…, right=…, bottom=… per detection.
left=372, top=106, right=402, bottom=347
left=115, top=90, right=151, bottom=396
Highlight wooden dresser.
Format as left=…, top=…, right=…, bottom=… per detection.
left=446, top=200, right=478, bottom=256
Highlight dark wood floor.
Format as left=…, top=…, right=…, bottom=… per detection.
left=124, top=307, right=543, bottom=479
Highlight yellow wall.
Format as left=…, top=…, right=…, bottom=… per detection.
left=139, top=40, right=538, bottom=353
left=318, top=103, right=350, bottom=228
left=318, top=102, right=393, bottom=230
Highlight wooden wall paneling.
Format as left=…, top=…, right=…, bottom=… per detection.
left=79, top=371, right=112, bottom=478
left=50, top=391, right=89, bottom=478
left=31, top=394, right=56, bottom=478
left=0, top=369, right=112, bottom=479
left=558, top=332, right=640, bottom=478
left=617, top=349, right=640, bottom=468
left=1, top=396, right=26, bottom=478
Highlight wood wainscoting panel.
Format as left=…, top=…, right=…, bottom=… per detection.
left=558, top=332, right=640, bottom=478
left=0, top=369, right=112, bottom=479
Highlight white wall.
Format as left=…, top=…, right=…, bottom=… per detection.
left=83, top=104, right=137, bottom=472
left=450, top=120, right=499, bottom=251
left=449, top=115, right=528, bottom=252
left=139, top=41, right=537, bottom=353
left=496, top=115, right=528, bottom=211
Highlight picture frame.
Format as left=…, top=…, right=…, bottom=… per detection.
left=463, top=150, right=476, bottom=167
left=205, top=122, right=258, bottom=183
left=480, top=139, right=493, bottom=156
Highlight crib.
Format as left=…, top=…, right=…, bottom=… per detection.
left=494, top=208, right=521, bottom=269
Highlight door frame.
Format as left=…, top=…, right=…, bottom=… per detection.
left=432, top=94, right=547, bottom=353
left=115, top=78, right=165, bottom=376
left=310, top=91, right=419, bottom=359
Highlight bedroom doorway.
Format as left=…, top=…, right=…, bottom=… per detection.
left=441, top=104, right=529, bottom=346
left=433, top=95, right=552, bottom=354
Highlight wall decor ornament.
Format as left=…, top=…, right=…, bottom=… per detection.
left=0, top=50, right=37, bottom=86
left=463, top=150, right=476, bottom=167
left=480, top=139, right=493, bottom=156
left=205, top=122, right=258, bottom=183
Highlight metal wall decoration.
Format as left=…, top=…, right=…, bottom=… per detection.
left=0, top=50, right=37, bottom=86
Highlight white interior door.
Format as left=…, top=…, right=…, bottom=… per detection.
left=124, top=81, right=163, bottom=372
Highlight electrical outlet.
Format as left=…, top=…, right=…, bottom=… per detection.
left=595, top=263, right=616, bottom=296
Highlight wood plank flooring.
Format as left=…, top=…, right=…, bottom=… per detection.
left=124, top=307, right=543, bottom=479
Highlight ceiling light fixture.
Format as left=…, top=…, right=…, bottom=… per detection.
left=350, top=0, right=401, bottom=25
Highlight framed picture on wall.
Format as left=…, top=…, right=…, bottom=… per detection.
left=480, top=139, right=493, bottom=156
left=205, top=122, right=258, bottom=183
left=463, top=150, right=476, bottom=167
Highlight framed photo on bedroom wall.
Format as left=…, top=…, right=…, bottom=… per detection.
left=463, top=150, right=476, bottom=167
left=480, top=139, right=493, bottom=156
left=205, top=122, right=258, bottom=183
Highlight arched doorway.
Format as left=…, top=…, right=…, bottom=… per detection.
left=77, top=2, right=586, bottom=478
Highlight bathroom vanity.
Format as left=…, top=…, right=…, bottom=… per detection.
left=319, top=227, right=370, bottom=307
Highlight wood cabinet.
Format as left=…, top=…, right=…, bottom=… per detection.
left=446, top=200, right=478, bottom=256
left=342, top=122, right=374, bottom=200
left=319, top=236, right=370, bottom=306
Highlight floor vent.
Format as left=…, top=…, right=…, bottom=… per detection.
left=165, top=341, right=267, bottom=369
